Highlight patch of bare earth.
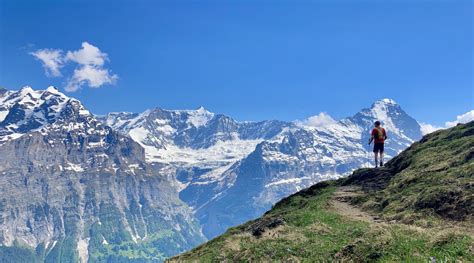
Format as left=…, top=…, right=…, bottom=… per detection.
left=329, top=186, right=383, bottom=224
left=329, top=186, right=474, bottom=239
left=224, top=237, right=243, bottom=251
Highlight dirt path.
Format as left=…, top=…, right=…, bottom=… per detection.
left=329, top=186, right=383, bottom=224
left=329, top=187, right=474, bottom=239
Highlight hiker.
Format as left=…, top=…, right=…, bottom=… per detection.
left=368, top=121, right=387, bottom=167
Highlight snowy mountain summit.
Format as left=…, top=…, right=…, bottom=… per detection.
left=0, top=87, right=422, bottom=261
left=0, top=86, right=91, bottom=143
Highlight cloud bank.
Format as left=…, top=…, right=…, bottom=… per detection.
left=297, top=110, right=473, bottom=135
left=445, top=110, right=474, bottom=128
left=295, top=112, right=337, bottom=128
left=420, top=110, right=474, bottom=135
left=419, top=123, right=442, bottom=135
left=30, top=42, right=118, bottom=92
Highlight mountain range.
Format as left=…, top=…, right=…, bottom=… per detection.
left=0, top=86, right=423, bottom=262
left=101, top=96, right=422, bottom=238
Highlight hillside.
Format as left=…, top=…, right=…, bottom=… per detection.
left=170, top=121, right=474, bottom=262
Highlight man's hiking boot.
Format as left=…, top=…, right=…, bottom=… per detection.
left=380, top=161, right=383, bottom=167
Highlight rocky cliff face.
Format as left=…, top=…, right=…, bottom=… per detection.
left=104, top=97, right=422, bottom=238
left=101, top=108, right=292, bottom=209
left=0, top=87, right=205, bottom=262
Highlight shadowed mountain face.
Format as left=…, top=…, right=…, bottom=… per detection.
left=170, top=122, right=474, bottom=262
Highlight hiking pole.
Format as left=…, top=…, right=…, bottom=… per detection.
left=367, top=141, right=371, bottom=168
left=366, top=143, right=368, bottom=168
left=366, top=124, right=372, bottom=168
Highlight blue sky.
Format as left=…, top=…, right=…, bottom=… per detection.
left=1, top=0, right=472, bottom=126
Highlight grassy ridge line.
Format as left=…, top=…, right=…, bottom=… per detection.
left=169, top=122, right=474, bottom=262
left=170, top=184, right=472, bottom=262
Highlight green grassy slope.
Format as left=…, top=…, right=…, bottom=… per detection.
left=170, top=122, right=474, bottom=262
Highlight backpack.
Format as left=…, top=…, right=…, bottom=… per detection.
left=374, top=127, right=384, bottom=140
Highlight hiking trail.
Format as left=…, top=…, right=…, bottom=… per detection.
left=329, top=186, right=383, bottom=224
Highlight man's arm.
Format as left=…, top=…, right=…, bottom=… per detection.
left=368, top=131, right=374, bottom=145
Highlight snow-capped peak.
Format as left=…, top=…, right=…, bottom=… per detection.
left=346, top=97, right=420, bottom=143
left=19, top=86, right=34, bottom=94
left=368, top=98, right=402, bottom=119
left=186, top=107, right=214, bottom=128
left=366, top=99, right=401, bottom=133
left=0, top=86, right=93, bottom=144
left=46, top=86, right=61, bottom=94
left=379, top=98, right=397, bottom=105
left=196, top=106, right=207, bottom=112
left=13, top=86, right=69, bottom=102
left=371, top=98, right=398, bottom=109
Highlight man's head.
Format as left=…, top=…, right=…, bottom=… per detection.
left=374, top=121, right=381, bottom=127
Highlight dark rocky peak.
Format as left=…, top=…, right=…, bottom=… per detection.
left=0, top=87, right=9, bottom=97
left=206, top=114, right=239, bottom=132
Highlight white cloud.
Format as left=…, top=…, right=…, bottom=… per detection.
left=30, top=42, right=118, bottom=92
left=445, top=110, right=474, bottom=127
left=65, top=65, right=118, bottom=92
left=419, top=122, right=442, bottom=135
left=65, top=42, right=108, bottom=66
left=30, top=49, right=64, bottom=77
left=296, top=112, right=337, bottom=128
left=419, top=110, right=474, bottom=135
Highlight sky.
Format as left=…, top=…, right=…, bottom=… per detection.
left=0, top=0, right=473, bottom=127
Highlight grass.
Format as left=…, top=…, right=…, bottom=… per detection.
left=171, top=185, right=473, bottom=262
left=89, top=230, right=176, bottom=262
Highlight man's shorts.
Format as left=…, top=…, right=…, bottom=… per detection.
left=373, top=142, right=384, bottom=153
